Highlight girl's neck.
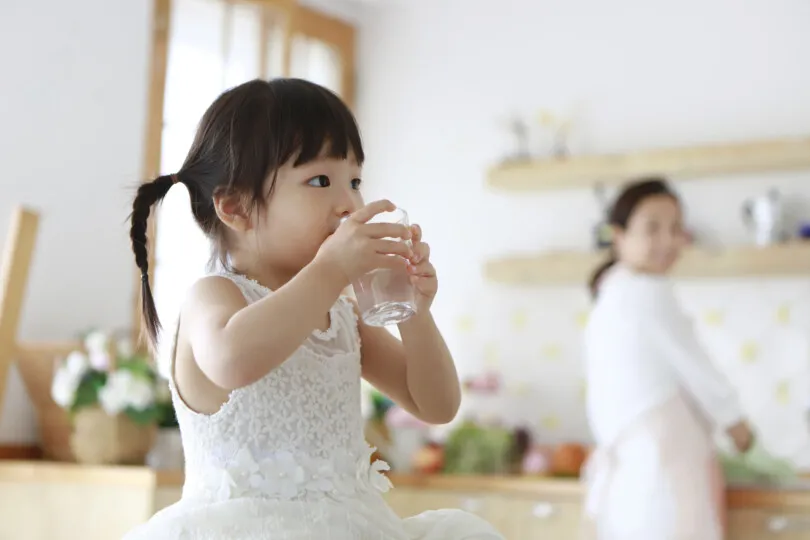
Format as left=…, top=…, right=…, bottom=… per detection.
left=619, top=261, right=669, bottom=279
left=228, top=255, right=296, bottom=292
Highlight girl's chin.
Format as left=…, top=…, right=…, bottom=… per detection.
left=656, top=257, right=679, bottom=273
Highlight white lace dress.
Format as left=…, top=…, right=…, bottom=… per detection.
left=123, top=272, right=503, bottom=540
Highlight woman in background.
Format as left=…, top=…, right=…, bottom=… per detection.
left=581, top=178, right=754, bottom=540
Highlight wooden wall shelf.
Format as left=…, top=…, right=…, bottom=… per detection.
left=487, top=136, right=810, bottom=192
left=484, top=242, right=810, bottom=285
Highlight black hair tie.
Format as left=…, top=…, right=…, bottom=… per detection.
left=141, top=272, right=149, bottom=283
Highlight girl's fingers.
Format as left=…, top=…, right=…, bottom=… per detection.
left=410, top=224, right=422, bottom=243
left=410, top=241, right=430, bottom=264
left=408, top=260, right=435, bottom=277
left=371, top=239, right=413, bottom=258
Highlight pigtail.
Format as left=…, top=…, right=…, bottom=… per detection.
left=588, top=256, right=617, bottom=300
left=129, top=174, right=178, bottom=349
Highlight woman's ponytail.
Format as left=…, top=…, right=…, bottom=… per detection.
left=588, top=256, right=617, bottom=300
left=130, top=174, right=178, bottom=349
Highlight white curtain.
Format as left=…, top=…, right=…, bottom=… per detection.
left=153, top=0, right=262, bottom=375
left=289, top=35, right=342, bottom=94
left=153, top=0, right=346, bottom=375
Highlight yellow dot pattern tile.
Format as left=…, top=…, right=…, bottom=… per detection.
left=510, top=309, right=528, bottom=331
left=776, top=304, right=791, bottom=326
left=775, top=381, right=790, bottom=405
left=740, top=341, right=759, bottom=364
left=451, top=282, right=810, bottom=459
left=456, top=315, right=475, bottom=333
left=541, top=415, right=559, bottom=430
left=483, top=343, right=499, bottom=368
left=508, top=381, right=531, bottom=396
left=540, top=343, right=561, bottom=361
left=703, top=309, right=724, bottom=327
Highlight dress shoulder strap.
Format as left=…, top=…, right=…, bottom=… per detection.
left=334, top=295, right=362, bottom=352
left=209, top=270, right=271, bottom=304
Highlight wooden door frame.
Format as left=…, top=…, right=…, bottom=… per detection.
left=133, top=0, right=357, bottom=348
left=288, top=5, right=356, bottom=108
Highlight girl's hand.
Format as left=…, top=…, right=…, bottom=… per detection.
left=407, top=224, right=438, bottom=312
left=727, top=420, right=754, bottom=453
left=315, top=200, right=412, bottom=285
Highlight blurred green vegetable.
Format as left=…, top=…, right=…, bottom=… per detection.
left=720, top=441, right=796, bottom=484
left=443, top=420, right=512, bottom=474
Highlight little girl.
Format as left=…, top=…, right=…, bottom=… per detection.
left=125, top=78, right=503, bottom=539
left=581, top=179, right=754, bottom=540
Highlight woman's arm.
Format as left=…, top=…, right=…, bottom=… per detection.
left=642, top=283, right=744, bottom=430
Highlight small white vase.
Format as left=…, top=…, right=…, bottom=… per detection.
left=146, top=428, right=184, bottom=470
left=390, top=427, right=427, bottom=473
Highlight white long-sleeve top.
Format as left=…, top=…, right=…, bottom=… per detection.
left=584, top=264, right=743, bottom=447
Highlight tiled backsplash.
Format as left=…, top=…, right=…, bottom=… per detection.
left=449, top=277, right=810, bottom=469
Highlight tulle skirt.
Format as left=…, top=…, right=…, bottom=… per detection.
left=123, top=490, right=505, bottom=540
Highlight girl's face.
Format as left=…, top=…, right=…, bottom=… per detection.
left=249, top=150, right=365, bottom=278
left=613, top=194, right=686, bottom=275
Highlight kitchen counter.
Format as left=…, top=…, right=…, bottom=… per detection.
left=2, top=460, right=810, bottom=538
left=2, top=460, right=808, bottom=509
left=392, top=473, right=810, bottom=503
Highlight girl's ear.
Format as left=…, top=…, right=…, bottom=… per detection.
left=213, top=191, right=252, bottom=232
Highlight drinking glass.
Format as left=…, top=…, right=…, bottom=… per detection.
left=351, top=208, right=417, bottom=326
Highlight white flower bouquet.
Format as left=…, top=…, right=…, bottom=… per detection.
left=51, top=330, right=168, bottom=424
left=50, top=330, right=172, bottom=464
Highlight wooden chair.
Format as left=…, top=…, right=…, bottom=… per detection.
left=0, top=206, right=80, bottom=460
left=0, top=207, right=40, bottom=422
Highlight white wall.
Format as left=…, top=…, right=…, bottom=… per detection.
left=354, top=0, right=810, bottom=461
left=0, top=0, right=153, bottom=442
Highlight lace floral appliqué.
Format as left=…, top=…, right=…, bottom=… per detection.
left=205, top=446, right=391, bottom=501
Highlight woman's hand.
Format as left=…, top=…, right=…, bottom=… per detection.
left=727, top=420, right=754, bottom=453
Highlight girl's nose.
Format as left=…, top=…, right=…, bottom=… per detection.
left=335, top=195, right=362, bottom=218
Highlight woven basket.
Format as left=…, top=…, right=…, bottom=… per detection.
left=16, top=343, right=79, bottom=461
left=16, top=341, right=159, bottom=464
left=70, top=406, right=157, bottom=465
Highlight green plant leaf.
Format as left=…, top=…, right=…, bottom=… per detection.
left=70, top=371, right=107, bottom=412
left=125, top=405, right=162, bottom=426
left=156, top=401, right=179, bottom=429
left=116, top=357, right=157, bottom=381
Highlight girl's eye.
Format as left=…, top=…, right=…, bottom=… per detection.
left=307, top=175, right=330, bottom=187
left=351, top=178, right=362, bottom=190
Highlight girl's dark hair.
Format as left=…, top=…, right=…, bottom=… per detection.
left=588, top=177, right=678, bottom=298
left=130, top=78, right=364, bottom=348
